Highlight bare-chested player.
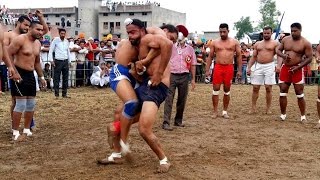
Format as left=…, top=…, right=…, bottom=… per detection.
left=205, top=23, right=242, bottom=119
left=0, top=26, right=16, bottom=82
left=98, top=19, right=173, bottom=173
left=247, top=26, right=278, bottom=114
left=314, top=44, right=320, bottom=128
left=4, top=12, right=48, bottom=130
left=276, top=22, right=312, bottom=122
left=7, top=21, right=47, bottom=141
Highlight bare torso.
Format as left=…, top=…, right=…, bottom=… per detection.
left=4, top=30, right=18, bottom=47
left=282, top=36, right=308, bottom=66
left=13, top=35, right=41, bottom=71
left=213, top=38, right=238, bottom=64
left=115, top=40, right=138, bottom=66
left=0, top=28, right=4, bottom=60
left=255, top=40, right=278, bottom=63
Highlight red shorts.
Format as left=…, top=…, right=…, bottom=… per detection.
left=212, top=64, right=234, bottom=87
left=279, top=65, right=304, bottom=84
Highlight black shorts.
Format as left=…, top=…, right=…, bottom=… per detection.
left=10, top=66, right=36, bottom=97
left=135, top=78, right=168, bottom=110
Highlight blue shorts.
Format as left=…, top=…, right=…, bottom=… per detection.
left=110, top=64, right=137, bottom=92
left=135, top=78, right=168, bottom=109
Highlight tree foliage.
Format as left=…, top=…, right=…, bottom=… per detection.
left=234, top=16, right=254, bottom=40
left=257, top=0, right=281, bottom=31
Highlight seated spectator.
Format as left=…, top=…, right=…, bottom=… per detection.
left=43, top=63, right=52, bottom=90
left=90, top=61, right=110, bottom=87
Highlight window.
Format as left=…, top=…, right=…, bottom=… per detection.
left=103, top=13, right=108, bottom=16
left=55, top=22, right=60, bottom=26
left=55, top=14, right=60, bottom=17
left=142, top=12, right=148, bottom=16
left=103, top=22, right=108, bottom=29
left=44, top=14, right=48, bottom=17
left=67, top=14, right=71, bottom=17
left=116, top=22, right=120, bottom=29
left=129, top=12, right=134, bottom=16
left=115, top=13, right=120, bottom=16
left=110, top=22, right=114, bottom=33
left=143, top=21, right=147, bottom=27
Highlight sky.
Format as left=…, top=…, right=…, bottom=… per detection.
left=2, top=0, right=319, bottom=43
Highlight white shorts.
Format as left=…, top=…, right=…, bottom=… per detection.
left=251, top=62, right=276, bottom=85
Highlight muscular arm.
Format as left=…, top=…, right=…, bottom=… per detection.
left=7, top=36, right=24, bottom=63
left=299, top=41, right=313, bottom=69
left=0, top=29, right=13, bottom=68
left=38, top=15, right=49, bottom=35
left=205, top=43, right=215, bottom=76
left=276, top=37, right=286, bottom=58
left=140, top=49, right=160, bottom=66
left=34, top=53, right=44, bottom=77
left=235, top=41, right=242, bottom=73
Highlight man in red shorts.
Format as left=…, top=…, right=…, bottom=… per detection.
left=276, top=22, right=312, bottom=122
left=205, top=23, right=242, bottom=118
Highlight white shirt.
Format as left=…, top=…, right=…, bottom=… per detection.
left=48, top=37, right=71, bottom=62
left=69, top=42, right=80, bottom=62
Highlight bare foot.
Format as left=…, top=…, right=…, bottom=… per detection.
left=248, top=109, right=256, bottom=115
left=107, top=124, right=115, bottom=149
left=212, top=112, right=218, bottom=119
left=97, top=157, right=123, bottom=165
left=157, top=163, right=171, bottom=173
left=314, top=123, right=320, bottom=129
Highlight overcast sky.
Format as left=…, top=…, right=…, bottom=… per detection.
left=2, top=0, right=319, bottom=43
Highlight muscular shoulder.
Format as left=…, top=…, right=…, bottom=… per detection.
left=302, top=37, right=311, bottom=46
left=146, top=27, right=166, bottom=36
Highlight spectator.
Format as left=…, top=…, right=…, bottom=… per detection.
left=90, top=61, right=110, bottom=87
left=68, top=37, right=80, bottom=88
left=85, top=37, right=98, bottom=85
left=76, top=41, right=88, bottom=87
left=43, top=63, right=52, bottom=90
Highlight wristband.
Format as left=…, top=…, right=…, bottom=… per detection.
left=40, top=76, right=45, bottom=80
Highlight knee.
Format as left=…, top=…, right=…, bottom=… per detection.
left=296, top=93, right=304, bottom=99
left=123, top=99, right=140, bottom=119
left=25, top=99, right=36, bottom=112
left=253, top=86, right=260, bottom=93
left=265, top=87, right=272, bottom=93
left=138, top=125, right=149, bottom=139
left=13, top=99, right=27, bottom=112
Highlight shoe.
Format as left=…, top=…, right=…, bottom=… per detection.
left=162, top=124, right=173, bottom=131
left=174, top=123, right=185, bottom=127
left=62, top=95, right=71, bottom=98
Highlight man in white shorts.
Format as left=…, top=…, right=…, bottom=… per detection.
left=247, top=26, right=278, bottom=114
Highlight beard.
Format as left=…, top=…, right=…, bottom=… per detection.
left=32, top=34, right=41, bottom=40
left=264, top=36, right=271, bottom=40
left=130, top=39, right=140, bottom=46
left=19, top=27, right=28, bottom=34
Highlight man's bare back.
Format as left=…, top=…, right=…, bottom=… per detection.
left=255, top=39, right=278, bottom=63
left=212, top=38, right=240, bottom=64
left=115, top=40, right=138, bottom=66
left=280, top=36, right=311, bottom=66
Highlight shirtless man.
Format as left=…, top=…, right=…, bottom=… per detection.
left=276, top=22, right=312, bottom=122
left=4, top=12, right=48, bottom=130
left=98, top=19, right=173, bottom=173
left=247, top=26, right=278, bottom=114
left=7, top=21, right=46, bottom=141
left=314, top=44, right=320, bottom=128
left=205, top=23, right=242, bottom=119
left=0, top=27, right=16, bottom=83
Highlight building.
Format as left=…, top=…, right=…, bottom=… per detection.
left=97, top=1, right=186, bottom=39
left=203, top=31, right=220, bottom=40
left=7, top=0, right=186, bottom=40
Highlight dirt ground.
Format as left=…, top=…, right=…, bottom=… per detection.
left=1, top=84, right=320, bottom=179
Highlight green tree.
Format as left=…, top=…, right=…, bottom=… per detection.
left=234, top=16, right=254, bottom=40
left=257, top=0, right=281, bottom=31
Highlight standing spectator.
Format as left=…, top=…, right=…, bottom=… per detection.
left=310, top=47, right=318, bottom=84
left=68, top=37, right=80, bottom=88
left=40, top=40, right=50, bottom=68
left=85, top=37, right=98, bottom=85
left=76, top=41, right=88, bottom=87
left=49, top=28, right=71, bottom=98
left=240, top=43, right=250, bottom=84
left=162, top=25, right=196, bottom=130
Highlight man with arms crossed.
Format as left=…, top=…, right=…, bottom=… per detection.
left=247, top=26, right=278, bottom=114
left=313, top=43, right=320, bottom=128
left=8, top=21, right=47, bottom=141
left=276, top=22, right=312, bottom=122
left=205, top=23, right=242, bottom=119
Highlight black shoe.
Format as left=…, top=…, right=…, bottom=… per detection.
left=162, top=124, right=173, bottom=131
left=174, top=123, right=185, bottom=127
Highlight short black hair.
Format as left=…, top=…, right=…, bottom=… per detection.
left=160, top=24, right=178, bottom=35
left=263, top=26, right=273, bottom=32
left=291, top=22, right=302, bottom=30
left=219, top=23, right=229, bottom=30
left=18, top=15, right=31, bottom=24
left=130, top=19, right=145, bottom=29
left=30, top=21, right=42, bottom=28
left=58, top=28, right=66, bottom=33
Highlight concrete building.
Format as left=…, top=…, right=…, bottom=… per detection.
left=203, top=31, right=220, bottom=40
left=7, top=1, right=186, bottom=40
left=97, top=2, right=186, bottom=40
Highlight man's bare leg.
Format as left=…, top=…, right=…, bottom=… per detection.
left=212, top=84, right=221, bottom=118
left=279, top=83, right=289, bottom=120
left=222, top=85, right=231, bottom=119
left=293, top=84, right=306, bottom=122
left=138, top=102, right=170, bottom=173
left=249, top=85, right=260, bottom=114
left=265, top=85, right=272, bottom=114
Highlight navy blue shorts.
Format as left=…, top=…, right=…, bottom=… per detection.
left=135, top=79, right=168, bottom=109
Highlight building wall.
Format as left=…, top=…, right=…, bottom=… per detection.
left=77, top=0, right=101, bottom=39
left=203, top=32, right=220, bottom=40
left=151, top=6, right=186, bottom=27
